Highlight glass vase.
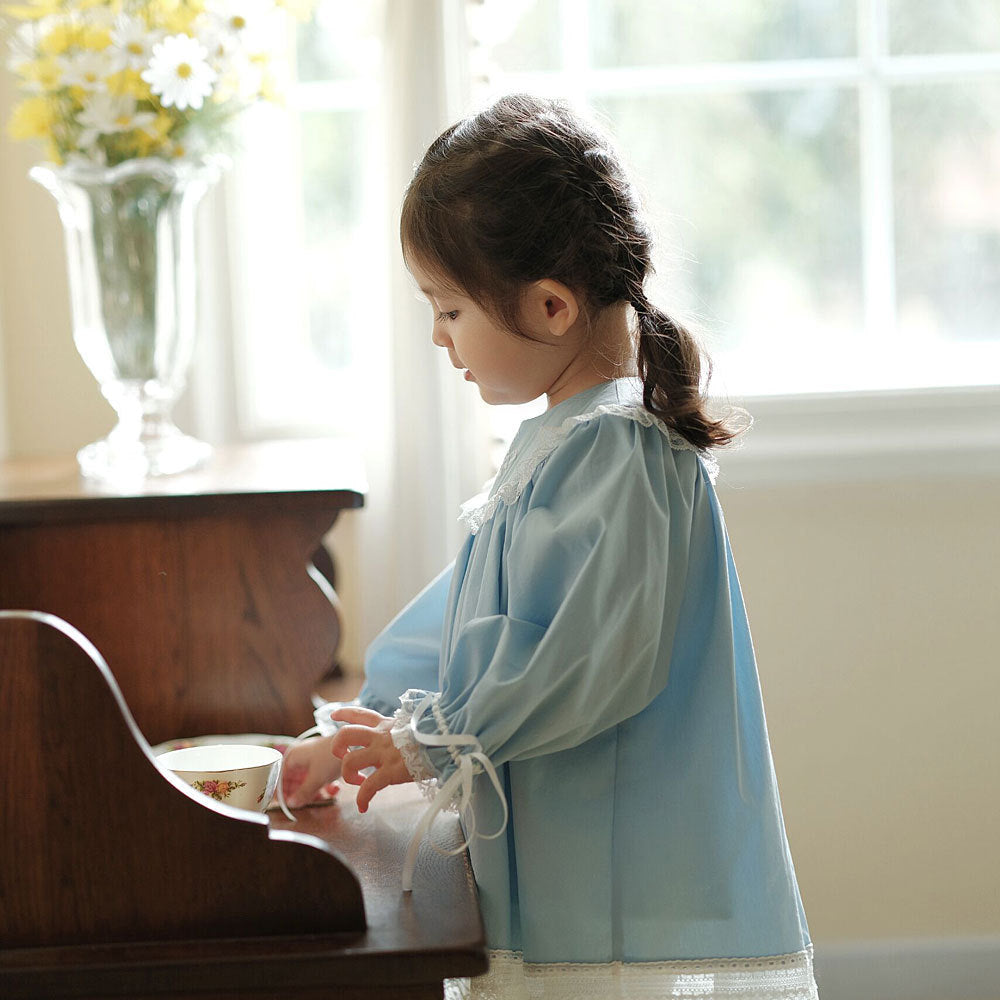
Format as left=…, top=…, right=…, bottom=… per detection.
left=30, top=156, right=227, bottom=482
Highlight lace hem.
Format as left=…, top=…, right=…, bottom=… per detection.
left=459, top=403, right=720, bottom=535
left=444, top=946, right=817, bottom=1000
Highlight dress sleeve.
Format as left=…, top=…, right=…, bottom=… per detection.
left=399, top=415, right=705, bottom=780
left=354, top=561, right=453, bottom=716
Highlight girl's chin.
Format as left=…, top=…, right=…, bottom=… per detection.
left=475, top=384, right=536, bottom=407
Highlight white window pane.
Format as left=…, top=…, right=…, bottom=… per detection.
left=589, top=0, right=857, bottom=66
left=229, top=2, right=384, bottom=436
left=597, top=89, right=863, bottom=395
left=296, top=0, right=382, bottom=82
left=888, top=0, right=1000, bottom=55
left=470, top=0, right=562, bottom=73
left=894, top=81, right=1000, bottom=351
left=301, top=110, right=367, bottom=371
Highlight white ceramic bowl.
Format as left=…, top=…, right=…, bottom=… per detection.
left=157, top=743, right=282, bottom=811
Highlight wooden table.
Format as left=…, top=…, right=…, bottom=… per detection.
left=0, top=440, right=488, bottom=997
left=0, top=440, right=366, bottom=744
left=0, top=611, right=486, bottom=1000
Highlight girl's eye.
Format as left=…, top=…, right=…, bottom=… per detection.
left=436, top=310, right=459, bottom=322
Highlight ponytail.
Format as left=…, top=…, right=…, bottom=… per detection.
left=630, top=291, right=741, bottom=451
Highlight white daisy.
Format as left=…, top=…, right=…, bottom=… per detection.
left=201, top=0, right=281, bottom=53
left=76, top=92, right=158, bottom=147
left=211, top=46, right=266, bottom=102
left=108, top=16, right=164, bottom=74
left=57, top=49, right=112, bottom=92
left=141, top=34, right=217, bottom=111
left=6, top=22, right=38, bottom=75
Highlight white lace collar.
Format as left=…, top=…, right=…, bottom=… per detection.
left=458, top=401, right=719, bottom=535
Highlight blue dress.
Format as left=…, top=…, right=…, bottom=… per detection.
left=356, top=379, right=817, bottom=999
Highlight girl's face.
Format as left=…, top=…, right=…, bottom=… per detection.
left=407, top=257, right=596, bottom=408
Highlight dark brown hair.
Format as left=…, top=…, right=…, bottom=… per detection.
left=401, top=93, right=741, bottom=450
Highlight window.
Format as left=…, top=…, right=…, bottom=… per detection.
left=469, top=0, right=1000, bottom=398
left=228, top=0, right=999, bottom=447
left=226, top=0, right=385, bottom=436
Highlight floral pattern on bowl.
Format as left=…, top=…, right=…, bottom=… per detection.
left=191, top=778, right=247, bottom=802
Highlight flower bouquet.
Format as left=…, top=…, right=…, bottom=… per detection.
left=4, top=0, right=312, bottom=165
left=2, top=0, right=312, bottom=481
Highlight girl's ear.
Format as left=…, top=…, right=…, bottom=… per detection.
left=532, top=279, right=579, bottom=337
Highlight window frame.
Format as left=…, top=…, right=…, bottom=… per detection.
left=224, top=0, right=1000, bottom=483
left=715, top=385, right=1000, bottom=488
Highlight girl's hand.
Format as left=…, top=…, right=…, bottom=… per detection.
left=280, top=733, right=342, bottom=809
left=330, top=706, right=412, bottom=813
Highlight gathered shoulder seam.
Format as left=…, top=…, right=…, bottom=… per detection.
left=458, top=402, right=719, bottom=535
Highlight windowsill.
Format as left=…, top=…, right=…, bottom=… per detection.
left=713, top=385, right=1000, bottom=489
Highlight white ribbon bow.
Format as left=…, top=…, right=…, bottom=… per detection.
left=401, top=693, right=509, bottom=892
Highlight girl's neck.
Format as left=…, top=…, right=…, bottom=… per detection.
left=546, top=302, right=635, bottom=409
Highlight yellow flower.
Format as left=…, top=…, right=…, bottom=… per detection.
left=79, top=27, right=113, bottom=51
left=106, top=67, right=152, bottom=101
left=39, top=23, right=77, bottom=57
left=133, top=129, right=167, bottom=156
left=144, top=109, right=175, bottom=144
left=3, top=0, right=62, bottom=21
left=16, top=55, right=63, bottom=92
left=7, top=94, right=57, bottom=140
left=148, top=0, right=203, bottom=34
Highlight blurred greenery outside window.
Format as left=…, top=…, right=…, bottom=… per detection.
left=232, top=0, right=999, bottom=438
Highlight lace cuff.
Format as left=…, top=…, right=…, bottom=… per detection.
left=391, top=695, right=439, bottom=801
left=394, top=688, right=508, bottom=892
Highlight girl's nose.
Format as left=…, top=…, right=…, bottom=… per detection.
left=431, top=325, right=452, bottom=349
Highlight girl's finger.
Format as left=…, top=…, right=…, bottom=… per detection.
left=341, top=747, right=382, bottom=785
left=330, top=724, right=377, bottom=758
left=281, top=762, right=308, bottom=797
left=280, top=736, right=342, bottom=809
left=356, top=766, right=392, bottom=813
left=331, top=706, right=389, bottom=727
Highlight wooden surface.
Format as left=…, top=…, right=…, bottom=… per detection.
left=0, top=440, right=365, bottom=744
left=0, top=438, right=368, bottom=514
left=0, top=612, right=487, bottom=1000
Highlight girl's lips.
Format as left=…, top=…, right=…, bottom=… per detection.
left=464, top=369, right=475, bottom=381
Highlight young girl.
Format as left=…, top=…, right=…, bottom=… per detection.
left=283, top=93, right=818, bottom=1000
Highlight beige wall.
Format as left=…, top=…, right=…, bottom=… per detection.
left=718, top=476, right=1000, bottom=944
left=0, top=70, right=113, bottom=460
left=3, top=69, right=998, bottom=955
